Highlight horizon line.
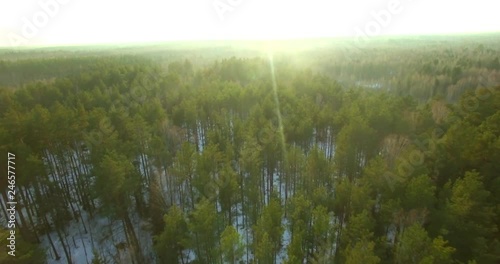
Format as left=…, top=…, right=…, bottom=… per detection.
left=1, top=31, right=500, bottom=50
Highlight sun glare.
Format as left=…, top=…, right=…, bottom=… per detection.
left=0, top=0, right=499, bottom=47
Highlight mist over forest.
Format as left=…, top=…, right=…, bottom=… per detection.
left=0, top=22, right=499, bottom=264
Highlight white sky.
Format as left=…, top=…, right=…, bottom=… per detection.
left=0, top=0, right=499, bottom=47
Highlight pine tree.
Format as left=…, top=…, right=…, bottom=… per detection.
left=220, top=225, right=244, bottom=264
left=154, top=205, right=189, bottom=264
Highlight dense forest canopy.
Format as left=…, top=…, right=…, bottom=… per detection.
left=0, top=34, right=499, bottom=264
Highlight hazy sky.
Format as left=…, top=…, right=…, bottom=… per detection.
left=0, top=0, right=498, bottom=47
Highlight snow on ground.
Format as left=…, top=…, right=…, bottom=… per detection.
left=278, top=218, right=292, bottom=263
left=41, top=209, right=121, bottom=264
left=41, top=204, right=156, bottom=264
left=129, top=206, right=156, bottom=263
left=39, top=150, right=152, bottom=264
left=15, top=144, right=337, bottom=264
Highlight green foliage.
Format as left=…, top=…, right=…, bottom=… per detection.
left=444, top=171, right=498, bottom=263
left=395, top=224, right=455, bottom=264
left=189, top=199, right=219, bottom=263
left=403, top=174, right=436, bottom=210
left=254, top=196, right=284, bottom=263
left=0, top=229, right=46, bottom=264
left=0, top=50, right=498, bottom=264
left=94, top=151, right=139, bottom=216
left=254, top=232, right=274, bottom=264
left=344, top=239, right=380, bottom=264
left=341, top=210, right=375, bottom=249
left=220, top=225, right=244, bottom=264
left=154, top=205, right=189, bottom=264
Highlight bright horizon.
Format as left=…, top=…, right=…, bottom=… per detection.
left=1, top=0, right=499, bottom=48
